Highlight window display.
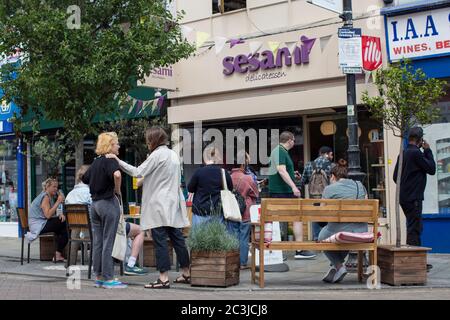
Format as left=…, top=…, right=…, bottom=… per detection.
left=0, top=139, right=18, bottom=222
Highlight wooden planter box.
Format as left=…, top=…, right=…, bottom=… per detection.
left=143, top=238, right=173, bottom=267
left=378, top=245, right=430, bottom=286
left=190, top=250, right=240, bottom=287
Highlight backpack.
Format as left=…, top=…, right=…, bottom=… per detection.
left=233, top=177, right=247, bottom=216
left=308, top=161, right=329, bottom=199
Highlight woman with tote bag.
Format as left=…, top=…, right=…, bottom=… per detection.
left=106, top=127, right=190, bottom=289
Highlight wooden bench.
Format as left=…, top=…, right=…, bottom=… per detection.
left=251, top=198, right=379, bottom=288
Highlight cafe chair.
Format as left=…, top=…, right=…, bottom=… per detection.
left=64, top=204, right=93, bottom=279
left=17, top=207, right=58, bottom=265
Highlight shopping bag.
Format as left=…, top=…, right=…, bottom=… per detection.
left=220, top=169, right=242, bottom=222
left=112, top=195, right=127, bottom=261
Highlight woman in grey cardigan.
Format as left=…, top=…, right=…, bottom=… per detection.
left=107, top=127, right=190, bottom=289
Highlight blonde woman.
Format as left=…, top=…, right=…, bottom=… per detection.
left=82, top=132, right=127, bottom=289
left=27, top=178, right=67, bottom=262
left=107, top=127, right=190, bottom=289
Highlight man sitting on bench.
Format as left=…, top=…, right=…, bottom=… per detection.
left=318, top=165, right=368, bottom=283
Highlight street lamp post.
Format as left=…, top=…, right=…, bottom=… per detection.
left=341, top=0, right=366, bottom=183
left=341, top=0, right=367, bottom=270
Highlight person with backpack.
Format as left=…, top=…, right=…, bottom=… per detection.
left=268, top=131, right=316, bottom=260
left=300, top=146, right=333, bottom=246
left=230, top=151, right=259, bottom=270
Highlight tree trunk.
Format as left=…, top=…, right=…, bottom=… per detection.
left=395, top=141, right=405, bottom=247
left=75, top=140, right=84, bottom=172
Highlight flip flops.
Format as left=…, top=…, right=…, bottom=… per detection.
left=173, top=274, right=191, bottom=284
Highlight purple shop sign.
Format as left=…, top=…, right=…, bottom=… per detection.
left=223, top=36, right=316, bottom=76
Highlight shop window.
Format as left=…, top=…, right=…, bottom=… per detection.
left=423, top=79, right=450, bottom=214
left=180, top=117, right=303, bottom=198
left=213, top=0, right=246, bottom=14
left=0, top=139, right=19, bottom=222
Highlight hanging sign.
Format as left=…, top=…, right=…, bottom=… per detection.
left=362, top=36, right=382, bottom=71
left=307, top=0, right=343, bottom=14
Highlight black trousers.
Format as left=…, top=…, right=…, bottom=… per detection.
left=40, top=217, right=69, bottom=253
left=400, top=200, right=423, bottom=246
left=151, top=227, right=190, bottom=273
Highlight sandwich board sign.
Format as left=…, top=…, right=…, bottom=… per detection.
left=250, top=205, right=284, bottom=266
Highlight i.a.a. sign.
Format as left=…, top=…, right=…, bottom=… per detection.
left=386, top=7, right=450, bottom=62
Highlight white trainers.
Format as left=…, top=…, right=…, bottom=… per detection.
left=322, top=267, right=337, bottom=283
left=332, top=266, right=348, bottom=283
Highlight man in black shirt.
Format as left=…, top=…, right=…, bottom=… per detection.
left=394, top=127, right=436, bottom=249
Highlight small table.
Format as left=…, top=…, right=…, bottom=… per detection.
left=123, top=214, right=144, bottom=267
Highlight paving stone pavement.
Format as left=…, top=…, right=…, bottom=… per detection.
left=1, top=237, right=450, bottom=299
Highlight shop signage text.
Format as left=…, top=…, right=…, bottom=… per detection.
left=222, top=36, right=316, bottom=76
left=362, top=36, right=382, bottom=71
left=386, top=8, right=450, bottom=62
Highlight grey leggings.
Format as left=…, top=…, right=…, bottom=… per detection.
left=90, top=197, right=120, bottom=281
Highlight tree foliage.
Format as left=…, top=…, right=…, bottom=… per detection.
left=362, top=60, right=447, bottom=247
left=0, top=0, right=194, bottom=143
left=362, top=61, right=446, bottom=138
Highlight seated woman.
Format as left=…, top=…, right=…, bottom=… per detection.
left=318, top=165, right=368, bottom=284
left=27, top=178, right=68, bottom=262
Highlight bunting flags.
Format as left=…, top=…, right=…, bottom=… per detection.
left=214, top=36, right=228, bottom=55
left=364, top=70, right=371, bottom=85
left=267, top=41, right=281, bottom=55
left=230, top=38, right=245, bottom=48
left=319, top=35, right=332, bottom=53
left=196, top=31, right=211, bottom=48
left=249, top=41, right=263, bottom=55
left=284, top=41, right=298, bottom=54
left=181, top=25, right=194, bottom=40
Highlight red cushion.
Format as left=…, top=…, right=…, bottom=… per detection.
left=321, top=231, right=381, bottom=243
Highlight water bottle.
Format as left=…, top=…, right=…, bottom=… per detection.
left=56, top=203, right=63, bottom=216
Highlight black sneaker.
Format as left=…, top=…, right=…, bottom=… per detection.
left=294, top=250, right=317, bottom=260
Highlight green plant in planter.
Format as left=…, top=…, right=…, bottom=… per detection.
left=187, top=217, right=239, bottom=253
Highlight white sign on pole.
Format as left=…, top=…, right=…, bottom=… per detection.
left=307, top=0, right=343, bottom=14
left=338, top=28, right=363, bottom=74
left=250, top=205, right=284, bottom=266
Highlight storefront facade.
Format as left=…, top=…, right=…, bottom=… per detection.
left=0, top=98, right=24, bottom=237
left=169, top=0, right=399, bottom=243
left=382, top=1, right=450, bottom=252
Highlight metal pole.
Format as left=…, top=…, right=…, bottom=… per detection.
left=341, top=0, right=366, bottom=271
left=342, top=0, right=365, bottom=183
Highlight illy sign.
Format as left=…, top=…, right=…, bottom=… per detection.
left=362, top=36, right=382, bottom=71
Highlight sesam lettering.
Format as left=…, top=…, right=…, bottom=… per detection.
left=223, top=36, right=316, bottom=76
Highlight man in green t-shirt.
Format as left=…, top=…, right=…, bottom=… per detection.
left=268, top=131, right=316, bottom=260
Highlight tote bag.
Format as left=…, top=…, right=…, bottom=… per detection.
left=220, top=169, right=242, bottom=222
left=112, top=195, right=127, bottom=261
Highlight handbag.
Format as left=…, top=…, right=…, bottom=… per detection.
left=220, top=168, right=242, bottom=222
left=112, top=195, right=127, bottom=261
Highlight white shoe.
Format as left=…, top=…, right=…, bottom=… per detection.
left=332, top=266, right=348, bottom=283
left=322, top=267, right=337, bottom=283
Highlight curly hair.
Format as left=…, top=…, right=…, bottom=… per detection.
left=95, top=132, right=118, bottom=155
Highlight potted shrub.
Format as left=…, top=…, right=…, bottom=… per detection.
left=187, top=216, right=240, bottom=287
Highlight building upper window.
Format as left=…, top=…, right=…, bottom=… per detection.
left=213, top=0, right=246, bottom=14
